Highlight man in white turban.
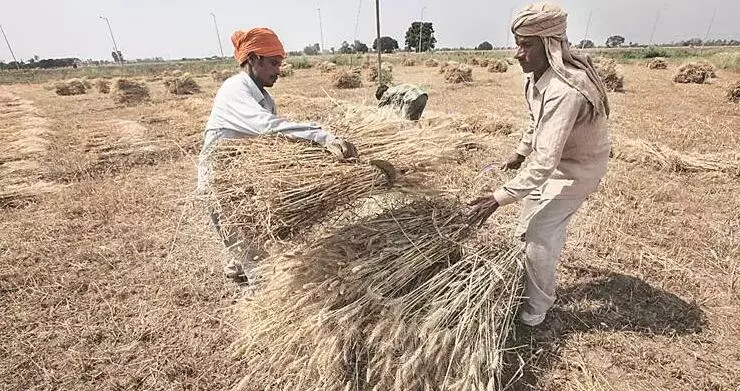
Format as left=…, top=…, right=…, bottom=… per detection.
left=468, top=3, right=611, bottom=326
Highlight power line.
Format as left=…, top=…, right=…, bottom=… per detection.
left=703, top=8, right=717, bottom=42
left=581, top=10, right=593, bottom=48
left=648, top=9, right=660, bottom=45
left=353, top=0, right=363, bottom=42
left=0, top=24, right=20, bottom=69
left=209, top=12, right=225, bottom=58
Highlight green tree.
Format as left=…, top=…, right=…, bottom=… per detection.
left=578, top=39, right=595, bottom=48
left=372, top=36, right=399, bottom=53
left=404, top=22, right=436, bottom=52
left=476, top=41, right=493, bottom=51
left=352, top=40, right=369, bottom=53
left=605, top=35, right=625, bottom=48
left=338, top=41, right=354, bottom=54
left=303, top=43, right=320, bottom=55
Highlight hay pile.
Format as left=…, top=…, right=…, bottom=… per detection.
left=728, top=81, right=740, bottom=103
left=331, top=69, right=362, bottom=89
left=211, top=69, right=237, bottom=82
left=111, top=78, right=150, bottom=106
left=54, top=79, right=87, bottom=96
left=233, top=198, right=524, bottom=391
left=279, top=63, right=294, bottom=77
left=673, top=62, right=717, bottom=84
left=318, top=61, right=337, bottom=73
left=424, top=58, right=439, bottom=67
left=593, top=57, right=624, bottom=92
left=487, top=59, right=509, bottom=73
left=478, top=58, right=490, bottom=67
left=438, top=61, right=458, bottom=74
left=95, top=79, right=111, bottom=94
left=450, top=113, right=514, bottom=135
left=647, top=57, right=668, bottom=70
left=80, top=78, right=93, bottom=90
left=611, top=134, right=739, bottom=175
left=366, top=63, right=393, bottom=84
left=402, top=58, right=416, bottom=66
left=467, top=57, right=481, bottom=66
left=163, top=73, right=201, bottom=95
left=444, top=63, right=474, bottom=83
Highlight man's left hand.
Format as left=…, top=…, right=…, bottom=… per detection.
left=327, top=139, right=358, bottom=161
left=466, top=195, right=499, bottom=228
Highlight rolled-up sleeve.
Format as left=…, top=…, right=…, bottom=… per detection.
left=493, top=91, right=585, bottom=206
left=516, top=113, right=536, bottom=157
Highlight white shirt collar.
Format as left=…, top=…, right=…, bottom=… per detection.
left=531, top=67, right=556, bottom=95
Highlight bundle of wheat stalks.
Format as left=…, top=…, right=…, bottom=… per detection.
left=95, top=79, right=111, bottom=94
left=593, top=57, right=624, bottom=92
left=111, top=78, right=150, bottom=105
left=611, top=134, right=739, bottom=175
left=211, top=69, right=237, bottom=82
left=402, top=57, right=416, bottom=66
left=318, top=61, right=338, bottom=73
left=487, top=59, right=509, bottom=73
left=728, top=81, right=740, bottom=103
left=233, top=198, right=524, bottom=391
left=332, top=69, right=362, bottom=89
left=444, top=63, right=474, bottom=83
left=647, top=57, right=668, bottom=70
left=424, top=58, right=439, bottom=67
left=673, top=61, right=717, bottom=84
left=367, top=62, right=393, bottom=83
left=54, top=79, right=87, bottom=96
left=164, top=73, right=201, bottom=95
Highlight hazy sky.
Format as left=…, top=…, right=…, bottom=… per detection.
left=1, top=0, right=737, bottom=62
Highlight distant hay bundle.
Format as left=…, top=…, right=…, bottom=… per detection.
left=673, top=62, right=716, bottom=84
left=208, top=137, right=401, bottom=249
left=233, top=198, right=524, bottom=391
left=367, top=62, right=393, bottom=83
left=279, top=63, right=294, bottom=77
left=444, top=63, right=474, bottom=83
left=478, top=58, right=490, bottom=67
left=593, top=57, right=624, bottom=92
left=647, top=57, right=668, bottom=70
left=728, top=81, right=740, bottom=103
left=487, top=59, right=509, bottom=73
left=611, top=134, right=739, bottom=175
left=331, top=69, right=362, bottom=89
left=318, top=61, right=337, bottom=73
left=402, top=57, right=416, bottom=66
left=95, top=79, right=111, bottom=94
left=424, top=58, right=439, bottom=67
left=451, top=113, right=514, bottom=135
left=54, top=79, right=87, bottom=96
left=438, top=61, right=458, bottom=74
left=467, top=57, right=480, bottom=66
left=163, top=73, right=201, bottom=95
left=211, top=69, right=236, bottom=82
left=111, top=78, right=151, bottom=105
left=80, top=78, right=93, bottom=90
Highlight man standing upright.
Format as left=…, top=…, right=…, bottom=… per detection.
left=468, top=3, right=611, bottom=326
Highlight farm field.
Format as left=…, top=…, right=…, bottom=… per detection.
left=1, top=55, right=739, bottom=390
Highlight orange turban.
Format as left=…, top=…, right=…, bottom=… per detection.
left=231, top=27, right=286, bottom=65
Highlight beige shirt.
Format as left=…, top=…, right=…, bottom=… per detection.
left=493, top=67, right=611, bottom=206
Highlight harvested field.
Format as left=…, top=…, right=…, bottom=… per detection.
left=1, top=55, right=739, bottom=391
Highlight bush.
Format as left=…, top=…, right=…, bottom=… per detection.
left=286, top=57, right=312, bottom=69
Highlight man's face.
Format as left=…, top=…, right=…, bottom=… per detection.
left=514, top=35, right=549, bottom=75
left=250, top=55, right=283, bottom=87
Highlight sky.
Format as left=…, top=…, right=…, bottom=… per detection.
left=1, top=0, right=738, bottom=62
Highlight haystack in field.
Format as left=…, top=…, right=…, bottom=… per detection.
left=402, top=58, right=416, bottom=66
left=593, top=57, right=624, bottom=92
left=487, top=59, right=509, bottom=73
left=647, top=57, right=668, bottom=70
left=318, top=61, right=337, bottom=73
left=478, top=58, right=490, bottom=67
left=54, top=79, right=87, bottom=96
left=467, top=57, right=481, bottom=66
left=278, top=63, right=294, bottom=77
left=111, top=78, right=150, bottom=105
left=164, top=73, right=201, bottom=95
left=451, top=113, right=514, bottom=135
left=673, top=62, right=716, bottom=84
left=233, top=198, right=524, bottom=391
left=424, top=58, right=439, bottom=67
left=208, top=137, right=402, bottom=249
left=211, top=69, right=237, bottom=82
left=80, top=78, right=93, bottom=90
left=331, top=69, right=362, bottom=89
left=367, top=63, right=393, bottom=84
left=95, top=79, right=111, bottom=94
left=728, top=81, right=740, bottom=103
left=611, top=135, right=739, bottom=175
left=444, top=63, right=474, bottom=83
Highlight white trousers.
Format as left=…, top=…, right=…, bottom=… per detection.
left=515, top=193, right=587, bottom=315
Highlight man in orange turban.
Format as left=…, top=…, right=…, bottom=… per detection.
left=467, top=3, right=611, bottom=327
left=198, top=27, right=357, bottom=284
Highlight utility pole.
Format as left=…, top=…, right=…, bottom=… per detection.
left=648, top=9, right=660, bottom=45
left=210, top=12, right=225, bottom=58
left=506, top=7, right=514, bottom=48
left=99, top=16, right=123, bottom=65
left=375, top=0, right=381, bottom=84
left=417, top=6, right=426, bottom=53
left=317, top=7, right=325, bottom=53
left=703, top=8, right=717, bottom=43
left=581, top=10, right=593, bottom=48
left=0, top=24, right=20, bottom=70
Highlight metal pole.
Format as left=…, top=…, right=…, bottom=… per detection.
left=417, top=6, right=425, bottom=53
left=0, top=24, right=20, bottom=70
left=210, top=12, right=225, bottom=57
left=581, top=10, right=593, bottom=48
left=317, top=7, right=325, bottom=53
left=648, top=9, right=660, bottom=45
left=703, top=8, right=716, bottom=43
left=100, top=16, right=122, bottom=65
left=375, top=0, right=381, bottom=85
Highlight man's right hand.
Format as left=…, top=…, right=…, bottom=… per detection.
left=501, top=152, right=526, bottom=171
